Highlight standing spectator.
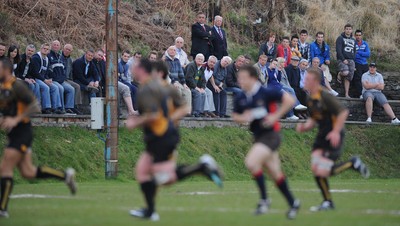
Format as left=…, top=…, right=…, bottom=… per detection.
left=165, top=45, right=192, bottom=113
left=72, top=49, right=100, bottom=101
left=212, top=56, right=232, bottom=118
left=7, top=45, right=20, bottom=75
left=185, top=54, right=206, bottom=117
left=290, top=35, right=302, bottom=58
left=28, top=43, right=63, bottom=114
left=48, top=40, right=76, bottom=114
left=173, top=37, right=190, bottom=67
left=298, top=30, right=310, bottom=60
left=15, top=44, right=40, bottom=99
left=286, top=56, right=307, bottom=105
left=0, top=43, right=6, bottom=59
left=311, top=57, right=338, bottom=96
left=62, top=44, right=83, bottom=113
left=148, top=51, right=158, bottom=61
left=211, top=15, right=228, bottom=60
left=118, top=50, right=137, bottom=109
left=258, top=32, right=277, bottom=65
left=225, top=55, right=245, bottom=95
left=362, top=63, right=400, bottom=124
left=203, top=55, right=218, bottom=117
left=309, top=32, right=334, bottom=87
left=354, top=30, right=371, bottom=98
left=336, top=24, right=357, bottom=98
left=190, top=12, right=212, bottom=60
left=277, top=37, right=292, bottom=67
left=253, top=54, right=268, bottom=85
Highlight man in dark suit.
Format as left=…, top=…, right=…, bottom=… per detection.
left=286, top=56, right=307, bottom=105
left=72, top=50, right=100, bottom=101
left=190, top=12, right=213, bottom=60
left=211, top=15, right=228, bottom=60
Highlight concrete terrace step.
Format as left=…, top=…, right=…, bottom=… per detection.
left=31, top=114, right=398, bottom=128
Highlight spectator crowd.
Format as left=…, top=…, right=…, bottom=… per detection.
left=0, top=12, right=398, bottom=123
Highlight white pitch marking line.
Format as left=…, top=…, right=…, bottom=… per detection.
left=10, top=194, right=89, bottom=200
left=175, top=189, right=400, bottom=195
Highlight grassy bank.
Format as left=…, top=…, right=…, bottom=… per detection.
left=0, top=125, right=399, bottom=182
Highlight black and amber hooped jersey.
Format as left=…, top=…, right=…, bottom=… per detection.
left=307, top=88, right=346, bottom=135
left=0, top=77, right=35, bottom=123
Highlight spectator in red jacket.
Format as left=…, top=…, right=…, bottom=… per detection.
left=277, top=37, right=291, bottom=67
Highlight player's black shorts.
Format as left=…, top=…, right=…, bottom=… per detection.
left=145, top=129, right=180, bottom=163
left=6, top=122, right=33, bottom=153
left=254, top=131, right=281, bottom=151
left=312, top=131, right=345, bottom=161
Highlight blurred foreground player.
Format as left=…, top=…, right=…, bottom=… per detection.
left=296, top=68, right=370, bottom=211
left=126, top=59, right=223, bottom=221
left=232, top=65, right=300, bottom=219
left=0, top=58, right=76, bottom=218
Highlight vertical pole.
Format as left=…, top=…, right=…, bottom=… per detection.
left=105, top=0, right=118, bottom=178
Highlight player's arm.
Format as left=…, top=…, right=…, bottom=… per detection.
left=232, top=110, right=253, bottom=124
left=325, top=94, right=349, bottom=147
left=170, top=87, right=191, bottom=122
left=296, top=118, right=316, bottom=133
left=264, top=92, right=295, bottom=126
left=126, top=113, right=159, bottom=130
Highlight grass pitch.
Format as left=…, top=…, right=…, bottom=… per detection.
left=2, top=179, right=400, bottom=226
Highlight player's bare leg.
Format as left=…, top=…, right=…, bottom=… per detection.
left=0, top=148, right=21, bottom=218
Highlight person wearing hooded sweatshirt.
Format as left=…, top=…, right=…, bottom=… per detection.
left=48, top=40, right=76, bottom=115
left=353, top=30, right=371, bottom=98
left=27, top=43, right=63, bottom=114
left=165, top=45, right=192, bottom=114
left=118, top=50, right=137, bottom=109
left=336, top=24, right=357, bottom=98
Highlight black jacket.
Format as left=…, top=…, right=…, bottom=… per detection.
left=285, top=64, right=301, bottom=89
left=336, top=32, right=356, bottom=61
left=190, top=22, right=213, bottom=58
left=225, top=62, right=239, bottom=88
left=211, top=26, right=228, bottom=60
left=259, top=42, right=277, bottom=62
left=15, top=54, right=31, bottom=80
left=48, top=50, right=67, bottom=83
left=72, top=55, right=99, bottom=86
left=185, top=62, right=206, bottom=89
left=28, top=53, right=49, bottom=81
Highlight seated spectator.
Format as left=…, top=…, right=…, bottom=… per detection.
left=148, top=51, right=158, bottom=61
left=7, top=45, right=20, bottom=75
left=61, top=44, right=83, bottom=114
left=243, top=54, right=252, bottom=65
left=173, top=37, right=190, bottom=67
left=94, top=49, right=137, bottom=115
left=277, top=36, right=291, bottom=67
left=298, top=29, right=310, bottom=60
left=48, top=40, right=76, bottom=115
left=127, top=51, right=142, bottom=81
left=185, top=54, right=206, bottom=117
left=28, top=43, right=63, bottom=114
left=211, top=56, right=232, bottom=118
left=0, top=43, right=6, bottom=60
left=275, top=57, right=307, bottom=120
left=311, top=57, right=338, bottom=96
left=118, top=50, right=137, bottom=109
left=225, top=55, right=245, bottom=95
left=165, top=45, right=192, bottom=114
left=253, top=54, right=268, bottom=85
left=258, top=32, right=277, bottom=66
left=362, top=63, right=400, bottom=124
left=290, top=35, right=302, bottom=58
left=203, top=55, right=218, bottom=117
left=72, top=49, right=100, bottom=102
left=286, top=56, right=307, bottom=105
left=15, top=44, right=40, bottom=99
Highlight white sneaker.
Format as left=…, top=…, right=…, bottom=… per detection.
left=330, top=90, right=339, bottom=96
left=0, top=210, right=9, bottom=218
left=366, top=118, right=372, bottom=123
left=359, top=95, right=363, bottom=99
left=200, top=154, right=223, bottom=188
left=391, top=118, right=400, bottom=124
left=294, top=104, right=307, bottom=111
left=286, top=115, right=299, bottom=121
left=129, top=209, right=160, bottom=221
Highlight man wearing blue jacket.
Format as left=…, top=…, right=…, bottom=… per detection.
left=27, top=43, right=63, bottom=114
left=48, top=40, right=76, bottom=115
left=72, top=50, right=100, bottom=102
left=336, top=24, right=357, bottom=98
left=118, top=50, right=137, bottom=109
left=353, top=30, right=371, bottom=98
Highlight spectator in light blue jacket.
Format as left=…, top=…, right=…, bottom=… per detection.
left=354, top=30, right=371, bottom=97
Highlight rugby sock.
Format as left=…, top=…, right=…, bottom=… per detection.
left=275, top=176, right=295, bottom=206
left=140, top=180, right=156, bottom=215
left=0, top=177, right=13, bottom=211
left=176, top=164, right=206, bottom=181
left=315, top=177, right=332, bottom=201
left=331, top=160, right=354, bottom=176
left=253, top=171, right=267, bottom=201
left=36, top=166, right=65, bottom=180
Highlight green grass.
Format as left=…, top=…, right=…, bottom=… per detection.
left=1, top=125, right=400, bottom=182
left=2, top=179, right=400, bottom=226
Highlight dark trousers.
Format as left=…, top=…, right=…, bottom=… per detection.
left=207, top=82, right=227, bottom=116
left=293, top=87, right=308, bottom=106
left=353, top=63, right=369, bottom=97
left=121, top=81, right=138, bottom=109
